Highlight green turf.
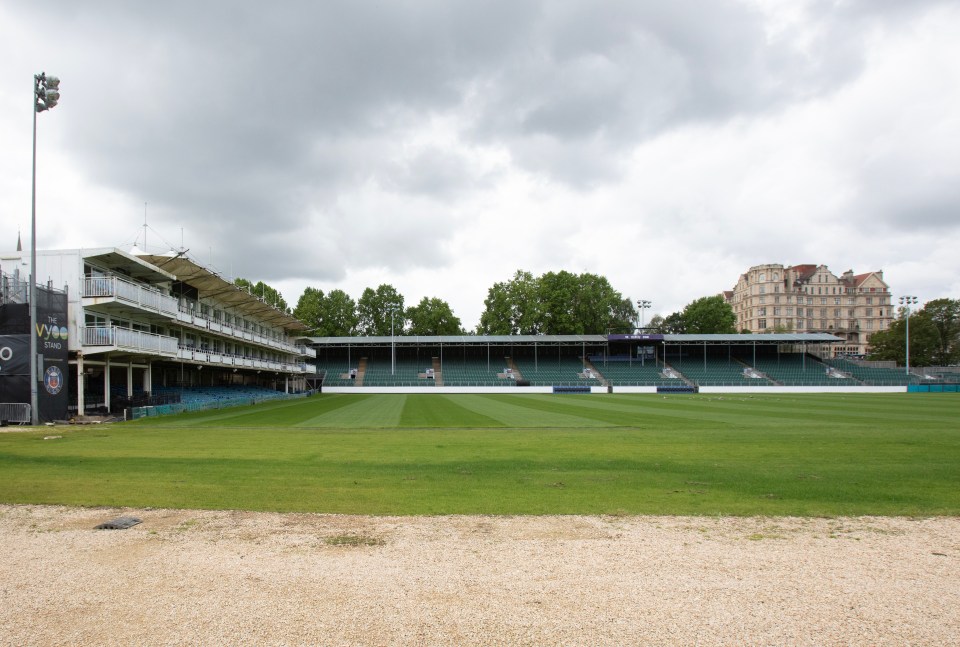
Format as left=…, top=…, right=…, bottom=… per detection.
left=1, top=393, right=958, bottom=515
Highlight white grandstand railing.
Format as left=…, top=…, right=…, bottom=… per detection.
left=83, top=276, right=179, bottom=317
left=176, top=307, right=300, bottom=355
left=81, top=326, right=179, bottom=356
left=176, top=347, right=312, bottom=373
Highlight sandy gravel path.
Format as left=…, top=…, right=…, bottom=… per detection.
left=0, top=505, right=957, bottom=646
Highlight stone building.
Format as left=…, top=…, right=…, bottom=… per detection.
left=726, top=264, right=892, bottom=356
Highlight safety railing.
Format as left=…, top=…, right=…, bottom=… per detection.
left=81, top=326, right=179, bottom=356
left=83, top=276, right=179, bottom=317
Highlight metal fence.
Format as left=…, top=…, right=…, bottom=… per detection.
left=0, top=403, right=31, bottom=424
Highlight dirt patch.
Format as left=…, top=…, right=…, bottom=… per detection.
left=1, top=505, right=957, bottom=645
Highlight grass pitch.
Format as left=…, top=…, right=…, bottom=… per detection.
left=1, top=393, right=958, bottom=515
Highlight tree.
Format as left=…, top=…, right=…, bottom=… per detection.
left=293, top=287, right=324, bottom=334
left=320, top=289, right=358, bottom=337
left=661, top=311, right=687, bottom=334
left=406, top=297, right=463, bottom=336
left=478, top=270, right=541, bottom=335
left=539, top=271, right=636, bottom=334
left=477, top=269, right=635, bottom=335
left=867, top=313, right=940, bottom=366
left=293, top=288, right=358, bottom=336
left=356, top=284, right=404, bottom=336
left=646, top=314, right=666, bottom=333
left=235, top=278, right=290, bottom=313
left=918, top=298, right=960, bottom=365
left=680, top=295, right=736, bottom=334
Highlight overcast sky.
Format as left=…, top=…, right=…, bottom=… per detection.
left=2, top=0, right=958, bottom=329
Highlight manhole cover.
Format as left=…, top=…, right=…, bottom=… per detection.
left=95, top=516, right=142, bottom=530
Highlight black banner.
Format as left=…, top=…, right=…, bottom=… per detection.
left=0, top=335, right=29, bottom=377
left=0, top=286, right=69, bottom=422
left=36, top=288, right=69, bottom=422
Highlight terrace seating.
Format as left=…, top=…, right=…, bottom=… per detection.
left=824, top=358, right=923, bottom=386
left=360, top=358, right=436, bottom=387
left=151, top=385, right=295, bottom=407
left=316, top=364, right=360, bottom=386
left=587, top=355, right=682, bottom=387
left=440, top=358, right=514, bottom=387
left=669, top=357, right=774, bottom=386
left=511, top=357, right=602, bottom=387
left=745, top=354, right=860, bottom=386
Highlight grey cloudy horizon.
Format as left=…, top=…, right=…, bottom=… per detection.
left=1, top=0, right=958, bottom=329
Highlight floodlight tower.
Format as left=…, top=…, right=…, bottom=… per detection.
left=899, top=295, right=919, bottom=376
left=390, top=306, right=399, bottom=375
left=30, top=72, right=61, bottom=425
left=636, top=299, right=652, bottom=330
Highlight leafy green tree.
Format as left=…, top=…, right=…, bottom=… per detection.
left=539, top=271, right=636, bottom=334
left=918, top=298, right=960, bottom=365
left=235, top=278, right=290, bottom=313
left=356, top=284, right=405, bottom=336
left=478, top=269, right=635, bottom=335
left=680, top=295, right=737, bottom=334
left=646, top=314, right=666, bottom=333
left=293, top=287, right=325, bottom=333
left=867, top=313, right=940, bottom=366
left=478, top=270, right=542, bottom=335
left=661, top=311, right=687, bottom=334
left=320, top=289, right=358, bottom=337
left=406, top=297, right=463, bottom=335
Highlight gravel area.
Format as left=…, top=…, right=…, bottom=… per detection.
left=0, top=505, right=957, bottom=646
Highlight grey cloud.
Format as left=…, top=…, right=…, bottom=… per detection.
left=9, top=0, right=952, bottom=286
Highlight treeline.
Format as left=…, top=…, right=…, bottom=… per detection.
left=867, top=298, right=960, bottom=365
left=239, top=269, right=675, bottom=337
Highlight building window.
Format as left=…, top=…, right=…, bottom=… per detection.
left=866, top=308, right=873, bottom=316
left=797, top=319, right=804, bottom=329
left=820, top=298, right=827, bottom=305
left=759, top=273, right=766, bottom=282
left=758, top=318, right=767, bottom=329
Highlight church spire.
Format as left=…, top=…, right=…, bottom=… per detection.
left=16, top=229, right=22, bottom=252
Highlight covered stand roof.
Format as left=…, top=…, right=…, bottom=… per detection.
left=308, top=333, right=843, bottom=347
left=138, top=252, right=307, bottom=331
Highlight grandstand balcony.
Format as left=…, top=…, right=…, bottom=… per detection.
left=81, top=326, right=179, bottom=357
left=82, top=275, right=180, bottom=319
left=176, top=345, right=316, bottom=374
left=175, top=306, right=302, bottom=355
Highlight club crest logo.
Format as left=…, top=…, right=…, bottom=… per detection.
left=44, top=366, right=64, bottom=395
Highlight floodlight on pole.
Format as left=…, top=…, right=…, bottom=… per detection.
left=899, top=295, right=918, bottom=376
left=636, top=299, right=652, bottom=330
left=390, top=306, right=398, bottom=375
left=30, top=72, right=61, bottom=426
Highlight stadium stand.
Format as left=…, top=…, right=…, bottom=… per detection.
left=360, top=358, right=437, bottom=387
left=587, top=355, right=683, bottom=387
left=669, top=356, right=774, bottom=386
left=743, top=353, right=861, bottom=386
left=511, top=357, right=602, bottom=387
left=440, top=358, right=515, bottom=387
left=824, top=358, right=924, bottom=386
